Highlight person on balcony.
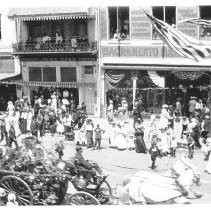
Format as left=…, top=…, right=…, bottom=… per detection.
left=25, top=36, right=33, bottom=50
left=55, top=32, right=63, bottom=50
left=71, top=33, right=78, bottom=50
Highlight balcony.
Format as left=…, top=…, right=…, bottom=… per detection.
left=13, top=37, right=97, bottom=55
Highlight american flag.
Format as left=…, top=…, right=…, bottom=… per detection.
left=179, top=18, right=211, bottom=26
left=145, top=12, right=211, bottom=62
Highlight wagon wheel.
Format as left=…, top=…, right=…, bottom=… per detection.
left=68, top=192, right=100, bottom=205
left=0, top=175, right=33, bottom=206
left=97, top=180, right=113, bottom=204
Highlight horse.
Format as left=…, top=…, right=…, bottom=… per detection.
left=119, top=155, right=201, bottom=205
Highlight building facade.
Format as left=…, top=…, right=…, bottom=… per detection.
left=99, top=5, right=211, bottom=116
left=0, top=8, right=21, bottom=111
left=8, top=7, right=100, bottom=116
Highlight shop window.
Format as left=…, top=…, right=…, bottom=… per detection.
left=84, top=66, right=94, bottom=74
left=60, top=67, right=77, bottom=82
left=29, top=67, right=42, bottom=81
left=200, top=6, right=211, bottom=39
left=152, top=6, right=176, bottom=39
left=108, top=6, right=130, bottom=40
left=43, top=67, right=56, bottom=82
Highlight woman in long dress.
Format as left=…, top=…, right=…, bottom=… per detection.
left=134, top=128, right=147, bottom=153
left=85, top=119, right=94, bottom=148
left=116, top=123, right=127, bottom=150
left=109, top=122, right=117, bottom=148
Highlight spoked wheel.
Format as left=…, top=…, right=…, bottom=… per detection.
left=97, top=180, right=113, bottom=204
left=0, top=175, right=33, bottom=206
left=69, top=192, right=100, bottom=205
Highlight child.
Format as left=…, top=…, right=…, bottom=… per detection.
left=55, top=140, right=64, bottom=160
left=187, top=131, right=195, bottom=159
left=170, top=136, right=177, bottom=158
left=74, top=125, right=81, bottom=146
left=148, top=134, right=158, bottom=169
left=93, top=124, right=104, bottom=150
left=30, top=116, right=39, bottom=138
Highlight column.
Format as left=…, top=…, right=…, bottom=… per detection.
left=132, top=76, right=138, bottom=110
left=100, top=68, right=105, bottom=117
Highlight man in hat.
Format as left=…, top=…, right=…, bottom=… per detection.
left=136, top=97, right=144, bottom=123
left=189, top=96, right=197, bottom=118
left=74, top=146, right=104, bottom=181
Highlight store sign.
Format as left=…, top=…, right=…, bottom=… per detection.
left=130, top=7, right=151, bottom=39
left=20, top=56, right=97, bottom=62
left=101, top=46, right=180, bottom=58
left=177, top=7, right=198, bottom=38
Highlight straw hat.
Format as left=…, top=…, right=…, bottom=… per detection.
left=162, top=104, right=168, bottom=108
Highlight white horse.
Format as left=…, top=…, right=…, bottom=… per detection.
left=119, top=155, right=201, bottom=204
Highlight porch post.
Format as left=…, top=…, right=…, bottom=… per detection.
left=132, top=76, right=138, bottom=110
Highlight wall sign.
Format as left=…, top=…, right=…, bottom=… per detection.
left=130, top=7, right=151, bottom=40
left=101, top=45, right=180, bottom=58
left=177, top=7, right=198, bottom=38
left=20, top=56, right=97, bottom=62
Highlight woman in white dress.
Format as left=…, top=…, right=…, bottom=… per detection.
left=109, top=122, right=117, bottom=148
left=116, top=123, right=127, bottom=150
left=56, top=114, right=65, bottom=135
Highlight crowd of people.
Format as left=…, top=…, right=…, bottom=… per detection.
left=106, top=95, right=211, bottom=171
left=0, top=92, right=87, bottom=150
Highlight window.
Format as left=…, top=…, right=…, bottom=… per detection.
left=152, top=6, right=176, bottom=39
left=84, top=66, right=94, bottom=74
left=43, top=67, right=56, bottom=82
left=29, top=67, right=42, bottom=81
left=108, top=7, right=129, bottom=40
left=200, top=6, right=211, bottom=39
left=60, top=67, right=77, bottom=82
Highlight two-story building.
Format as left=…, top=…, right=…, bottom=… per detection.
left=99, top=5, right=211, bottom=116
left=8, top=7, right=100, bottom=116
left=0, top=8, right=21, bottom=111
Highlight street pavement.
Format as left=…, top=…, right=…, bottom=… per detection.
left=1, top=117, right=211, bottom=204
left=43, top=117, right=211, bottom=204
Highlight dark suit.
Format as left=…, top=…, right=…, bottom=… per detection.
left=136, top=101, right=143, bottom=121
left=75, top=152, right=102, bottom=175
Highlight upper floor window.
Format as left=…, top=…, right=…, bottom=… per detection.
left=152, top=6, right=176, bottom=39
left=200, top=6, right=211, bottom=39
left=108, top=6, right=129, bottom=40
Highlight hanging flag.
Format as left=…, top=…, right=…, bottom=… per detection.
left=144, top=12, right=211, bottom=62
left=179, top=18, right=211, bottom=26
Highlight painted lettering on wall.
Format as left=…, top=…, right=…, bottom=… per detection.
left=177, top=7, right=198, bottom=38
left=101, top=46, right=180, bottom=58
left=130, top=7, right=151, bottom=39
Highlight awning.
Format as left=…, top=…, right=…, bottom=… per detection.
left=8, top=7, right=95, bottom=21
left=0, top=73, right=22, bottom=82
left=23, top=81, right=95, bottom=88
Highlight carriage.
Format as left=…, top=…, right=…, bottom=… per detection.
left=0, top=168, right=68, bottom=205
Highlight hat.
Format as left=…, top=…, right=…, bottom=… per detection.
left=205, top=115, right=210, bottom=119
left=162, top=104, right=168, bottom=108
left=0, top=188, right=6, bottom=197
left=137, top=118, right=142, bottom=122
left=76, top=146, right=83, bottom=152
left=177, top=97, right=182, bottom=101
left=8, top=101, right=13, bottom=104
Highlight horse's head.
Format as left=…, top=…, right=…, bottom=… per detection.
left=172, top=155, right=201, bottom=186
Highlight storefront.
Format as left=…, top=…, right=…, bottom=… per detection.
left=18, top=54, right=97, bottom=115
left=100, top=45, right=211, bottom=116
left=0, top=54, right=21, bottom=111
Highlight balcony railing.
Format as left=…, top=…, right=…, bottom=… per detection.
left=13, top=39, right=97, bottom=53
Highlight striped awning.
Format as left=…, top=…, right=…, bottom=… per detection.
left=8, top=7, right=95, bottom=21
left=23, top=81, right=95, bottom=88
